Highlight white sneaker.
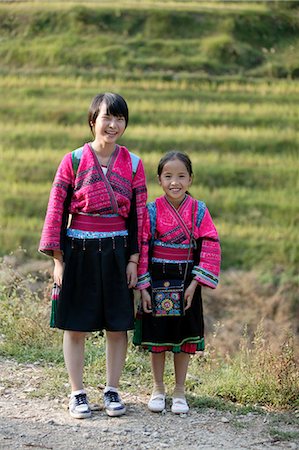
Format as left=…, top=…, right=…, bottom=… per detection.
left=171, top=397, right=189, bottom=414
left=69, top=392, right=91, bottom=419
left=148, top=393, right=166, bottom=412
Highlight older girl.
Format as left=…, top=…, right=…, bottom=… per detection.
left=40, top=93, right=147, bottom=418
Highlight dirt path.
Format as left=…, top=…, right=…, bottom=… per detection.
left=0, top=359, right=298, bottom=450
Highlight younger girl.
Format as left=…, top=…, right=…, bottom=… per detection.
left=134, top=151, right=220, bottom=414
left=39, top=93, right=147, bottom=418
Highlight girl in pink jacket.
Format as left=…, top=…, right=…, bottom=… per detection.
left=134, top=151, right=220, bottom=415
left=40, top=93, right=147, bottom=419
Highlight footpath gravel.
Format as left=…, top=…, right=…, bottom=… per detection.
left=0, top=358, right=298, bottom=450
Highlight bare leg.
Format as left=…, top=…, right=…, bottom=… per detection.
left=151, top=352, right=166, bottom=394
left=173, top=352, right=190, bottom=397
left=105, top=331, right=127, bottom=388
left=63, top=331, right=87, bottom=391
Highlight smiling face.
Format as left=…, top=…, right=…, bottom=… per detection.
left=92, top=102, right=126, bottom=146
left=158, top=158, right=192, bottom=207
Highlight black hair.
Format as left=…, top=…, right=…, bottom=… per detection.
left=157, top=150, right=193, bottom=177
left=88, top=92, right=129, bottom=135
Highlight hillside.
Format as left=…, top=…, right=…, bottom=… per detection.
left=0, top=1, right=298, bottom=355
left=0, top=1, right=299, bottom=78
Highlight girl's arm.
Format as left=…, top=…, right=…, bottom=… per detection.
left=136, top=208, right=151, bottom=290
left=126, top=158, right=147, bottom=288
left=132, top=158, right=148, bottom=252
left=126, top=187, right=139, bottom=288
left=39, top=153, right=74, bottom=257
left=53, top=250, right=64, bottom=286
left=126, top=261, right=138, bottom=289
left=126, top=188, right=139, bottom=256
left=126, top=252, right=139, bottom=289
left=141, top=288, right=152, bottom=313
left=184, top=279, right=198, bottom=310
left=192, top=205, right=221, bottom=289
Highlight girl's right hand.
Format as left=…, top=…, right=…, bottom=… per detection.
left=141, top=289, right=152, bottom=313
left=53, top=251, right=64, bottom=287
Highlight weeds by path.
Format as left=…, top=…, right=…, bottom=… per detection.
left=0, top=261, right=298, bottom=411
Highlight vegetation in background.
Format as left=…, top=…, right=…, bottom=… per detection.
left=0, top=1, right=298, bottom=272
left=0, top=268, right=298, bottom=411
left=192, top=326, right=299, bottom=409
left=0, top=1, right=298, bottom=78
left=0, top=0, right=298, bottom=418
left=0, top=75, right=298, bottom=273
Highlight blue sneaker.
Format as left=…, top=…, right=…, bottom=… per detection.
left=103, top=390, right=126, bottom=417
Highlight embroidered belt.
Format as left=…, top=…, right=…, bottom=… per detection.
left=153, top=245, right=193, bottom=262
left=70, top=213, right=126, bottom=232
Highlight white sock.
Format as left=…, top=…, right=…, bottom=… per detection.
left=152, top=383, right=165, bottom=396
left=71, top=389, right=85, bottom=397
left=173, top=385, right=185, bottom=399
left=104, top=386, right=118, bottom=394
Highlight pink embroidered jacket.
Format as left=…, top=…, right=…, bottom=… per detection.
left=137, top=195, right=221, bottom=290
left=39, top=143, right=147, bottom=256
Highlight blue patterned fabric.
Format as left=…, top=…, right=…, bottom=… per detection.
left=67, top=229, right=128, bottom=239
left=136, top=271, right=151, bottom=289
left=71, top=146, right=84, bottom=176
left=129, top=151, right=140, bottom=175
left=147, top=201, right=157, bottom=243
left=154, top=240, right=191, bottom=249
left=196, top=200, right=206, bottom=227
left=191, top=265, right=218, bottom=287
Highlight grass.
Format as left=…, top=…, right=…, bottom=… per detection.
left=190, top=331, right=299, bottom=409
left=1, top=74, right=298, bottom=270
left=0, top=1, right=268, bottom=13
left=269, top=429, right=299, bottom=442
left=0, top=3, right=298, bottom=436
left=0, top=266, right=298, bottom=411
left=268, top=413, right=299, bottom=442
left=0, top=72, right=298, bottom=264
left=0, top=2, right=298, bottom=77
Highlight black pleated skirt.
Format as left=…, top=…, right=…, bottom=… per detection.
left=54, top=236, right=134, bottom=332
left=133, top=262, right=204, bottom=353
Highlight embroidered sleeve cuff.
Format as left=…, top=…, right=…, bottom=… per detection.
left=192, top=265, right=219, bottom=289
left=136, top=272, right=151, bottom=290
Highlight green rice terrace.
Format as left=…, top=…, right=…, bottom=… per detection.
left=0, top=1, right=299, bottom=402
left=1, top=1, right=298, bottom=270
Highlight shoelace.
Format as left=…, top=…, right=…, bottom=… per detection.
left=105, top=391, right=120, bottom=403
left=74, top=393, right=87, bottom=405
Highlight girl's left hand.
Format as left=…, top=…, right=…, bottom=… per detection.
left=126, top=262, right=138, bottom=288
left=184, top=279, right=198, bottom=310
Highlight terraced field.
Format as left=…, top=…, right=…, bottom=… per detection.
left=1, top=74, right=298, bottom=273
left=0, top=1, right=298, bottom=272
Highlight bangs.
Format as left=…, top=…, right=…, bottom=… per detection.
left=88, top=92, right=129, bottom=133
left=103, top=93, right=129, bottom=124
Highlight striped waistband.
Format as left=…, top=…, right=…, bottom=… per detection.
left=153, top=245, right=193, bottom=262
left=70, top=213, right=127, bottom=232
